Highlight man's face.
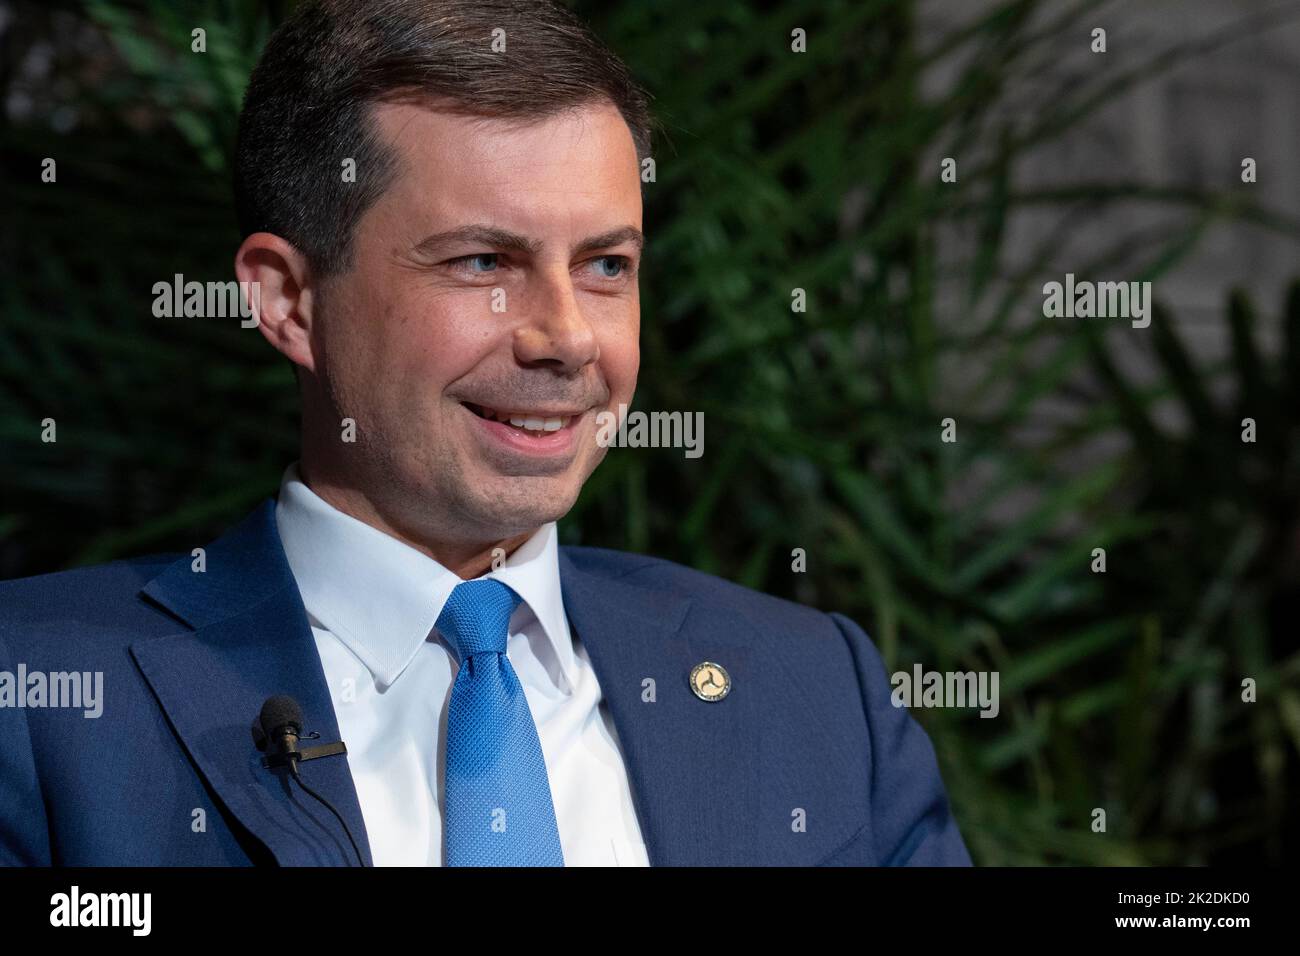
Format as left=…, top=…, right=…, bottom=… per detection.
left=311, top=99, right=642, bottom=545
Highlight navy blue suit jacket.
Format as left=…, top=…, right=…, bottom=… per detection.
left=0, top=498, right=971, bottom=866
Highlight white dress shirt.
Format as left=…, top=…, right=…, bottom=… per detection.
left=274, top=463, right=650, bottom=866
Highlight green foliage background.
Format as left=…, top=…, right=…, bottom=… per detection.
left=2, top=0, right=1297, bottom=864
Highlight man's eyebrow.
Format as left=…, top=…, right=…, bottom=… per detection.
left=573, top=226, right=644, bottom=256
left=411, top=224, right=644, bottom=258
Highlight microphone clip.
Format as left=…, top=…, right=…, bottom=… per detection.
left=260, top=735, right=348, bottom=769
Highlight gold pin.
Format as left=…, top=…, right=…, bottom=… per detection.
left=689, top=661, right=731, bottom=702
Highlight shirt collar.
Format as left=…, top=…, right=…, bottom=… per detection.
left=274, top=463, right=578, bottom=694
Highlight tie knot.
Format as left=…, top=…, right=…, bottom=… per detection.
left=436, top=578, right=522, bottom=662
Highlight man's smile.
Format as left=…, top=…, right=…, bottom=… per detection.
left=460, top=400, right=589, bottom=461
left=461, top=401, right=586, bottom=433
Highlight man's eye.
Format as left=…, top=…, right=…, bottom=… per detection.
left=448, top=253, right=499, bottom=273
left=590, top=256, right=632, bottom=278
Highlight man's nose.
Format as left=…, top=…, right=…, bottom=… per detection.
left=512, top=270, right=600, bottom=372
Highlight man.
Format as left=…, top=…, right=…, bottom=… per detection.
left=0, top=0, right=970, bottom=866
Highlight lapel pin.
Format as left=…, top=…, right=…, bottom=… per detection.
left=689, top=661, right=731, bottom=702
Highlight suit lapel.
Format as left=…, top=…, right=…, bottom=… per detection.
left=131, top=499, right=373, bottom=866
left=559, top=551, right=763, bottom=866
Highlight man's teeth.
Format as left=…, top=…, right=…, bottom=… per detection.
left=478, top=406, right=571, bottom=432
left=512, top=417, right=565, bottom=432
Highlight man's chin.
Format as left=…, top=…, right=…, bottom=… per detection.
left=461, top=475, right=581, bottom=534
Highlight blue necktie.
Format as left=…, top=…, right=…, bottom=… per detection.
left=436, top=578, right=565, bottom=866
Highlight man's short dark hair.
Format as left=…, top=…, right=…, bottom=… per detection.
left=234, top=0, right=655, bottom=279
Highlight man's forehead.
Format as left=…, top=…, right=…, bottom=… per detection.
left=369, top=98, right=637, bottom=169
left=364, top=98, right=642, bottom=235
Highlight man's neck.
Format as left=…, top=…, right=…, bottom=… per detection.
left=296, top=465, right=534, bottom=580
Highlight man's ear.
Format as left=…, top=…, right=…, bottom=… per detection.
left=234, top=233, right=319, bottom=374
